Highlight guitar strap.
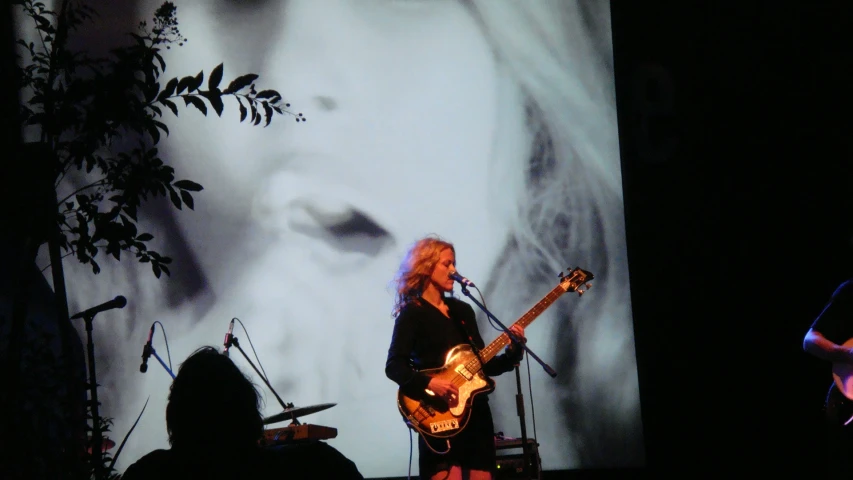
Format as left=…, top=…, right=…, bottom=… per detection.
left=450, top=304, right=488, bottom=370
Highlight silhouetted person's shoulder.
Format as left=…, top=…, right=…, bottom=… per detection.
left=263, top=441, right=364, bottom=479
left=120, top=449, right=174, bottom=480
left=121, top=447, right=289, bottom=480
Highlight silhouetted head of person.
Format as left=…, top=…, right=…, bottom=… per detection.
left=165, top=346, right=263, bottom=456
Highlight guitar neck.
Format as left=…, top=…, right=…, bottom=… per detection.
left=477, top=284, right=567, bottom=364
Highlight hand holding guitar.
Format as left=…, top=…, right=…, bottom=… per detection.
left=428, top=378, right=459, bottom=406
left=508, top=324, right=526, bottom=345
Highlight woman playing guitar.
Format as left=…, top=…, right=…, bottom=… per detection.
left=385, top=236, right=526, bottom=480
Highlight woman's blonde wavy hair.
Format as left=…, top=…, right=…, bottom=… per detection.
left=391, top=235, right=455, bottom=317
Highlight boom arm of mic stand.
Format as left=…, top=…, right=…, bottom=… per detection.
left=459, top=285, right=544, bottom=479
left=459, top=285, right=557, bottom=378
left=149, top=346, right=176, bottom=379
left=228, top=336, right=291, bottom=411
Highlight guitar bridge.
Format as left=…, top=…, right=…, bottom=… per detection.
left=429, top=418, right=459, bottom=434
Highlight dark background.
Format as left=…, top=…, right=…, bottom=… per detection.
left=614, top=0, right=853, bottom=477
left=3, top=1, right=852, bottom=478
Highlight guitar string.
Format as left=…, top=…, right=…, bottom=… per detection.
left=445, top=288, right=567, bottom=395
left=415, top=279, right=578, bottom=435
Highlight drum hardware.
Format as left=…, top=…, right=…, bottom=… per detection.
left=262, top=402, right=337, bottom=425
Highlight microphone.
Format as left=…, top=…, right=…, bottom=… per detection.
left=449, top=272, right=476, bottom=288
left=140, top=323, right=155, bottom=373
left=70, top=295, right=127, bottom=320
left=223, top=318, right=235, bottom=357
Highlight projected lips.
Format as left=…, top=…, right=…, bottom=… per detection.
left=253, top=181, right=393, bottom=257
left=289, top=200, right=392, bottom=255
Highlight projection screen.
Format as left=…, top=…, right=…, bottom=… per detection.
left=24, top=0, right=644, bottom=477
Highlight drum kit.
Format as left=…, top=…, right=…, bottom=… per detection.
left=260, top=402, right=339, bottom=445
left=83, top=403, right=338, bottom=455
left=262, top=402, right=336, bottom=426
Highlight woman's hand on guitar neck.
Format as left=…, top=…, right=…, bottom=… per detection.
left=508, top=324, right=526, bottom=345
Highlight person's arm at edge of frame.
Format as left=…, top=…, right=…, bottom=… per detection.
left=804, top=328, right=853, bottom=364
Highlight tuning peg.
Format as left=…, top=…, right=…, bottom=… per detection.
left=585, top=283, right=592, bottom=289
left=577, top=289, right=585, bottom=296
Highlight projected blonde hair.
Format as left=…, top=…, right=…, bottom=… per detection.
left=464, top=0, right=642, bottom=466
left=391, top=235, right=455, bottom=317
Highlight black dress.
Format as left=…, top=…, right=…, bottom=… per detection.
left=385, top=296, right=522, bottom=478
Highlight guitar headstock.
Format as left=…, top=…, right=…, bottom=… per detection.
left=558, top=267, right=594, bottom=295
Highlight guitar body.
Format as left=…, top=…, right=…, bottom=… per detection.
left=832, top=337, right=853, bottom=402
left=830, top=337, right=853, bottom=425
left=397, top=344, right=495, bottom=438
left=827, top=383, right=853, bottom=427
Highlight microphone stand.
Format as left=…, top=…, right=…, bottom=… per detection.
left=144, top=344, right=175, bottom=379
left=77, top=311, right=105, bottom=480
left=71, top=296, right=129, bottom=480
left=458, top=285, right=553, bottom=480
left=225, top=335, right=292, bottom=415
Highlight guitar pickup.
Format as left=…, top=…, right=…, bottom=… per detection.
left=455, top=365, right=474, bottom=380
left=429, top=419, right=460, bottom=433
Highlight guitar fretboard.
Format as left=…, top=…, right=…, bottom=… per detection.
left=464, top=283, right=569, bottom=375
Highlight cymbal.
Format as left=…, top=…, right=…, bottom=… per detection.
left=263, top=403, right=336, bottom=425
left=86, top=437, right=116, bottom=454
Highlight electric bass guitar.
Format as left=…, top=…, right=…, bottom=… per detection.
left=396, top=267, right=593, bottom=440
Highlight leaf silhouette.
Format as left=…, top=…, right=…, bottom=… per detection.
left=208, top=63, right=223, bottom=91
left=188, top=70, right=204, bottom=92
left=183, top=95, right=207, bottom=115
left=158, top=77, right=178, bottom=100
left=201, top=91, right=224, bottom=117
left=159, top=98, right=178, bottom=116
left=169, top=189, right=182, bottom=210
left=238, top=99, right=247, bottom=122
left=263, top=102, right=273, bottom=127
left=180, top=190, right=194, bottom=210
left=108, top=397, right=150, bottom=472
left=223, top=73, right=259, bottom=94
left=173, top=180, right=203, bottom=191
left=176, top=75, right=193, bottom=94
left=255, top=89, right=278, bottom=100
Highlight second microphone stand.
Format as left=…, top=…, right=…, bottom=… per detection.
left=458, top=284, right=554, bottom=480
left=224, top=335, right=292, bottom=415
left=142, top=342, right=175, bottom=379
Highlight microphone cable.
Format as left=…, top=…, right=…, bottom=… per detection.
left=232, top=318, right=270, bottom=383
left=152, top=320, right=173, bottom=372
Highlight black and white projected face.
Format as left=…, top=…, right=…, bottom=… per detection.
left=45, top=0, right=644, bottom=476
